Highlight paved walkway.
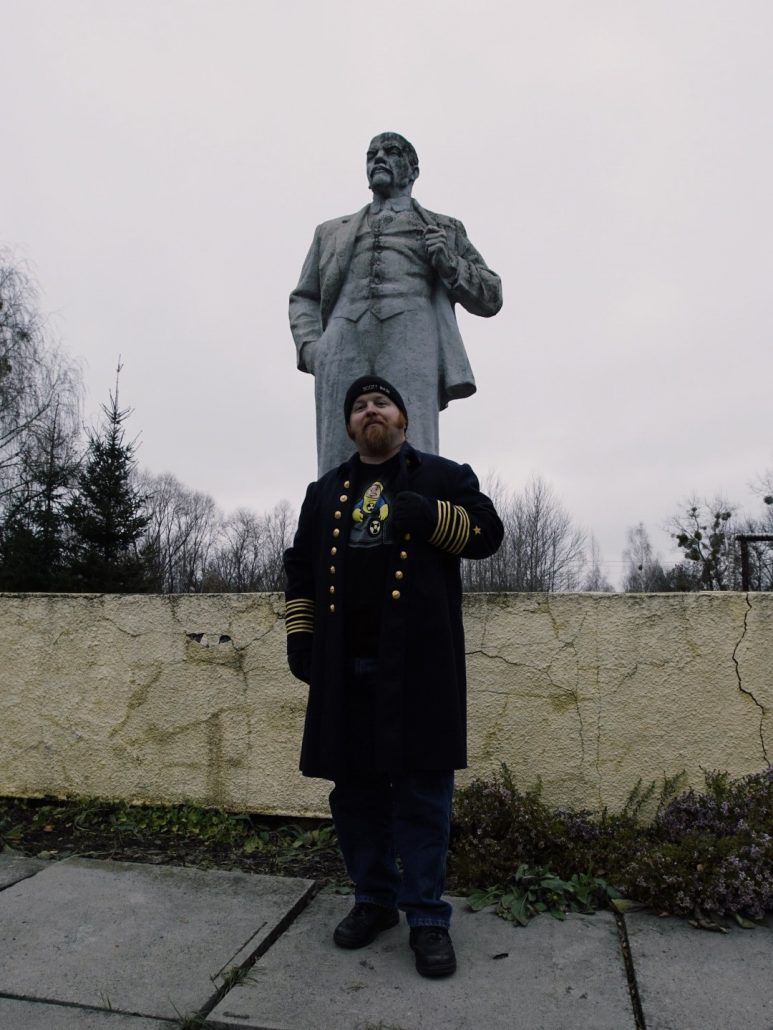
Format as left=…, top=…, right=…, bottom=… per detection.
left=1, top=854, right=770, bottom=1029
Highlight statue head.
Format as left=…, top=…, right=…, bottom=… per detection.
left=366, top=132, right=419, bottom=199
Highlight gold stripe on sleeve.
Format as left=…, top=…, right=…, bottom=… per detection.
left=429, top=500, right=450, bottom=547
left=449, top=505, right=471, bottom=555
left=286, top=598, right=314, bottom=635
left=428, top=502, right=471, bottom=555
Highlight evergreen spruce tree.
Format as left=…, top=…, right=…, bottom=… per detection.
left=0, top=402, right=80, bottom=590
left=64, top=365, right=154, bottom=592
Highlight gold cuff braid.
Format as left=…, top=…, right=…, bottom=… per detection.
left=428, top=500, right=471, bottom=555
left=286, top=597, right=314, bottom=635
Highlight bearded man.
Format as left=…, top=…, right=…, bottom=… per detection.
left=284, top=376, right=503, bottom=978
left=289, top=132, right=503, bottom=475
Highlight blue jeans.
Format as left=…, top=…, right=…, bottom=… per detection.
left=329, top=770, right=455, bottom=928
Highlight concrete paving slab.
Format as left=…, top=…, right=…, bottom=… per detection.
left=0, top=857, right=314, bottom=1022
left=0, top=852, right=48, bottom=889
left=210, top=894, right=634, bottom=1030
left=626, top=911, right=773, bottom=1030
left=0, top=997, right=176, bottom=1030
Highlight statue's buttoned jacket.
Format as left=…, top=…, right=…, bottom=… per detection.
left=284, top=443, right=504, bottom=779
left=289, top=200, right=503, bottom=474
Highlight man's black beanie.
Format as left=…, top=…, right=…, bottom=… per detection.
left=343, top=376, right=408, bottom=423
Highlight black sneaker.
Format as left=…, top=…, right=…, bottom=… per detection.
left=333, top=902, right=400, bottom=949
left=409, top=926, right=457, bottom=977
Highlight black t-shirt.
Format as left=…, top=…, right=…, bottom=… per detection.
left=345, top=453, right=401, bottom=657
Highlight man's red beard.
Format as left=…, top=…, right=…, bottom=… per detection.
left=362, top=421, right=392, bottom=454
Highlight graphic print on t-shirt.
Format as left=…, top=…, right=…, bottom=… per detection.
left=350, top=478, right=393, bottom=547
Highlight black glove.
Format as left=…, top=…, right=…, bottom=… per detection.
left=288, top=647, right=312, bottom=685
left=392, top=491, right=435, bottom=540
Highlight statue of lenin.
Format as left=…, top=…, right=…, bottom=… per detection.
left=289, top=132, right=503, bottom=475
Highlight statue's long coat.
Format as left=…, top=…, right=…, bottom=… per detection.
left=284, top=443, right=504, bottom=780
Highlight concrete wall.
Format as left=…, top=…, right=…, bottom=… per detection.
left=0, top=592, right=769, bottom=817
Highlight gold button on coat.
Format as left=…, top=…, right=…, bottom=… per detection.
left=392, top=590, right=401, bottom=600
left=400, top=551, right=408, bottom=560
left=329, top=586, right=335, bottom=594
left=344, top=480, right=350, bottom=488
left=334, top=511, right=342, bottom=519
left=395, top=570, right=404, bottom=580
left=329, top=603, right=335, bottom=613
left=330, top=547, right=337, bottom=555
left=329, top=566, right=335, bottom=574
left=333, top=528, right=340, bottom=537
left=340, top=494, right=348, bottom=502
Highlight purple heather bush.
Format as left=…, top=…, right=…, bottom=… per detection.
left=636, top=767, right=773, bottom=918
left=619, top=831, right=772, bottom=919
left=655, top=767, right=773, bottom=839
left=451, top=764, right=773, bottom=921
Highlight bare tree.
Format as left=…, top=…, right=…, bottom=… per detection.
left=0, top=252, right=81, bottom=504
left=670, top=498, right=739, bottom=591
left=260, top=500, right=296, bottom=591
left=458, top=474, right=509, bottom=591
left=753, top=468, right=773, bottom=515
left=138, top=471, right=221, bottom=592
left=203, top=500, right=295, bottom=592
left=463, top=474, right=586, bottom=592
left=622, top=523, right=672, bottom=592
left=582, top=534, right=614, bottom=592
left=139, top=472, right=296, bottom=594
left=204, top=508, right=265, bottom=592
left=659, top=476, right=773, bottom=592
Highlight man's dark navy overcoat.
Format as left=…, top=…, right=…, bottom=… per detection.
left=284, top=443, right=504, bottom=779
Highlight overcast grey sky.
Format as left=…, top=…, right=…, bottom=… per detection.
left=3, top=0, right=772, bottom=584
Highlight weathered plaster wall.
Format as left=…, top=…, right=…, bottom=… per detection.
left=0, top=592, right=769, bottom=817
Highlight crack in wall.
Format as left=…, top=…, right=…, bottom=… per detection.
left=465, top=648, right=519, bottom=667
left=732, top=594, right=768, bottom=763
left=206, top=711, right=226, bottom=801
left=108, top=668, right=163, bottom=739
left=480, top=599, right=492, bottom=649
left=544, top=666, right=585, bottom=761
left=480, top=695, right=511, bottom=756
left=545, top=603, right=587, bottom=765
left=465, top=648, right=558, bottom=679
left=97, top=616, right=144, bottom=639
left=467, top=608, right=587, bottom=763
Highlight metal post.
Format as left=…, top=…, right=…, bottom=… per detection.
left=740, top=537, right=750, bottom=591
left=735, top=534, right=773, bottom=591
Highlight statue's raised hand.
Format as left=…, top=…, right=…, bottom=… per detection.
left=423, top=226, right=458, bottom=279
